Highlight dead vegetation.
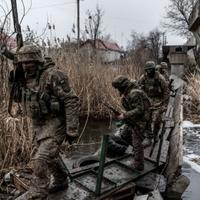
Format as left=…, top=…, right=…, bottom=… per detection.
left=184, top=73, right=200, bottom=122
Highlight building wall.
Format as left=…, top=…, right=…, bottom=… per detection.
left=97, top=50, right=121, bottom=62
left=80, top=43, right=122, bottom=63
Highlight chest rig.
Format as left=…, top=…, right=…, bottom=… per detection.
left=25, top=69, right=60, bottom=119
left=143, top=77, right=162, bottom=98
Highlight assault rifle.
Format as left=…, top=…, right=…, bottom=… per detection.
left=103, top=103, right=121, bottom=116
left=104, top=102, right=144, bottom=140
left=8, top=0, right=25, bottom=116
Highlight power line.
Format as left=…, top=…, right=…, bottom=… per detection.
left=32, top=1, right=76, bottom=10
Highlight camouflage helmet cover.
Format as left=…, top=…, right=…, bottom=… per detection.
left=160, top=62, right=168, bottom=69
left=17, top=44, right=44, bottom=63
left=144, top=61, right=156, bottom=70
left=155, top=64, right=161, bottom=70
left=112, top=75, right=130, bottom=90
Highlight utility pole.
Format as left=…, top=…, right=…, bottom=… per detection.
left=77, top=0, right=80, bottom=48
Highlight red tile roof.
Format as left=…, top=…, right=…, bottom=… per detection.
left=81, top=39, right=123, bottom=52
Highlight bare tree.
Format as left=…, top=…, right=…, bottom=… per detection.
left=148, top=29, right=162, bottom=62
left=164, top=0, right=196, bottom=37
left=127, top=29, right=163, bottom=66
left=85, top=5, right=104, bottom=45
left=127, top=31, right=151, bottom=68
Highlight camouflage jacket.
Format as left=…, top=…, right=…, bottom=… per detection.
left=121, top=86, right=152, bottom=131
left=24, top=64, right=80, bottom=141
left=138, top=71, right=169, bottom=105
left=160, top=70, right=169, bottom=82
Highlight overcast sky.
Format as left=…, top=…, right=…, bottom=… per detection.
left=2, top=0, right=187, bottom=48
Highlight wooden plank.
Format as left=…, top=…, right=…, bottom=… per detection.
left=100, top=182, right=135, bottom=200
left=135, top=172, right=166, bottom=192
left=134, top=195, right=148, bottom=200
left=159, top=140, right=169, bottom=163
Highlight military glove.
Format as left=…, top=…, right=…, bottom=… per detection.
left=125, top=145, right=133, bottom=154
left=142, top=138, right=153, bottom=148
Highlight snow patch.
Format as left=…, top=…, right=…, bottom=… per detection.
left=184, top=154, right=200, bottom=174
left=182, top=121, right=200, bottom=128
left=182, top=121, right=194, bottom=128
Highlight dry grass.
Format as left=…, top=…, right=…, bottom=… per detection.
left=48, top=47, right=142, bottom=118
left=186, top=73, right=200, bottom=103
left=0, top=58, right=32, bottom=170
left=184, top=73, right=200, bottom=122
left=0, top=46, right=142, bottom=169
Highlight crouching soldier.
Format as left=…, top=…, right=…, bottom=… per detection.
left=112, top=75, right=153, bottom=171
left=13, top=44, right=80, bottom=200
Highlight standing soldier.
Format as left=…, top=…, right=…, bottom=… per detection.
left=12, top=44, right=80, bottom=200
left=112, top=75, right=153, bottom=171
left=156, top=62, right=169, bottom=81
left=138, top=61, right=169, bottom=139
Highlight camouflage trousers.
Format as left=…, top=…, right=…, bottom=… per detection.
left=20, top=137, right=68, bottom=200
left=120, top=125, right=144, bottom=169
left=152, top=106, right=166, bottom=140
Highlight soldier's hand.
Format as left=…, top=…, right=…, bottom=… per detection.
left=142, top=138, right=153, bottom=148
left=154, top=102, right=161, bottom=108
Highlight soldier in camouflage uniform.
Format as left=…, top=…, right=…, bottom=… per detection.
left=13, top=44, right=80, bottom=200
left=112, top=75, right=153, bottom=171
left=156, top=62, right=169, bottom=82
left=138, top=61, right=169, bottom=139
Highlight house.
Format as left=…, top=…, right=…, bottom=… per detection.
left=80, top=39, right=124, bottom=63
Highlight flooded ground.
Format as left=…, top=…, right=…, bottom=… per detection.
left=71, top=119, right=200, bottom=200
left=182, top=125, right=200, bottom=200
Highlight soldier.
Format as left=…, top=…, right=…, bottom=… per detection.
left=11, top=44, right=80, bottom=200
left=138, top=61, right=169, bottom=138
left=156, top=62, right=169, bottom=81
left=112, top=75, right=153, bottom=171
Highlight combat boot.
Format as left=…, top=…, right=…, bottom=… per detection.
left=132, top=161, right=144, bottom=171
left=48, top=177, right=68, bottom=193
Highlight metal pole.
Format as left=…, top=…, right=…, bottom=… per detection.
left=95, top=135, right=109, bottom=196
left=77, top=0, right=80, bottom=48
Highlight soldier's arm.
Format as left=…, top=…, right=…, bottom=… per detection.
left=138, top=75, right=145, bottom=90
left=51, top=70, right=80, bottom=140
left=123, top=92, right=144, bottom=121
left=160, top=75, right=169, bottom=103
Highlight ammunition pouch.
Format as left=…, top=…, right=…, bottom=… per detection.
left=50, top=99, right=60, bottom=113
left=39, top=92, right=60, bottom=115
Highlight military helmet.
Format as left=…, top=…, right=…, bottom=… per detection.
left=160, top=62, right=168, bottom=69
left=144, top=61, right=156, bottom=70
left=112, top=75, right=130, bottom=90
left=17, top=44, right=44, bottom=63
left=155, top=64, right=161, bottom=70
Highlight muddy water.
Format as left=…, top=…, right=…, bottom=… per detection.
left=64, top=119, right=115, bottom=169
left=79, top=119, right=114, bottom=143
